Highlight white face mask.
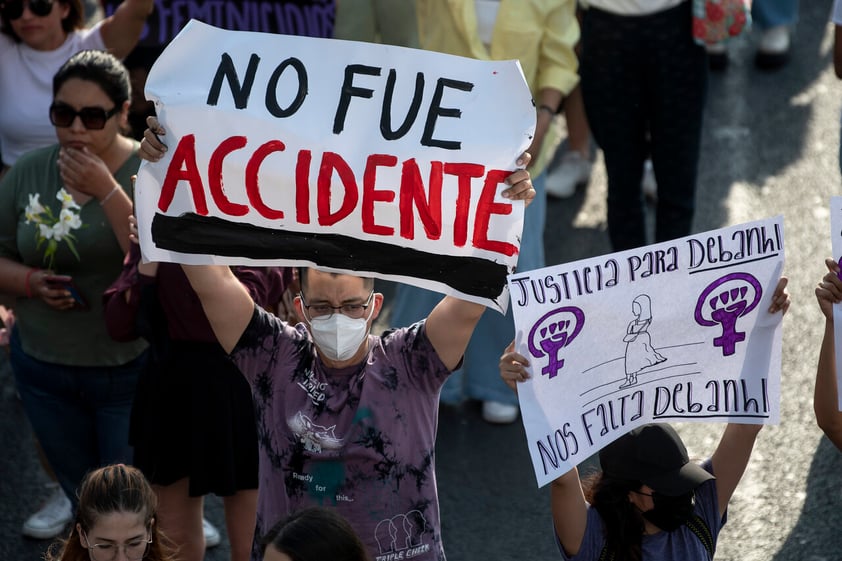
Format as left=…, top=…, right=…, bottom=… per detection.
left=307, top=307, right=374, bottom=362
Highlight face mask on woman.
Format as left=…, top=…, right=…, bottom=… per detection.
left=307, top=307, right=374, bottom=362
left=641, top=490, right=695, bottom=532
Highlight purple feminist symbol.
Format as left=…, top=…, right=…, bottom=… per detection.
left=694, top=273, right=762, bottom=356
left=528, top=307, right=586, bottom=379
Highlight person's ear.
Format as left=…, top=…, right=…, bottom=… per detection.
left=369, top=292, right=384, bottom=323
left=293, top=294, right=307, bottom=323
left=77, top=524, right=87, bottom=547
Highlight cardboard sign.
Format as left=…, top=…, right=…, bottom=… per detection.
left=509, top=217, right=785, bottom=487
left=134, top=20, right=535, bottom=312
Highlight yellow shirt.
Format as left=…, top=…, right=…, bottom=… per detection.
left=417, top=0, right=580, bottom=175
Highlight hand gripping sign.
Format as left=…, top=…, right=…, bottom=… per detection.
left=134, top=20, right=536, bottom=312
left=509, top=216, right=785, bottom=486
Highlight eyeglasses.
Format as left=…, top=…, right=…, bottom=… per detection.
left=49, top=102, right=119, bottom=130
left=82, top=531, right=152, bottom=561
left=300, top=291, right=374, bottom=319
left=1, top=0, right=54, bottom=20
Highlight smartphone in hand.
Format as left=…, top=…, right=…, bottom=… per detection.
left=45, top=275, right=89, bottom=310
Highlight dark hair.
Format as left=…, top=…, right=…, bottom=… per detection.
left=298, top=267, right=375, bottom=292
left=261, top=507, right=370, bottom=561
left=1, top=0, right=84, bottom=42
left=53, top=49, right=131, bottom=108
left=582, top=472, right=644, bottom=561
left=45, top=464, right=176, bottom=561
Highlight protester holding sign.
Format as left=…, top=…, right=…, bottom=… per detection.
left=137, top=117, right=535, bottom=561
left=0, top=0, right=154, bottom=172
left=813, top=258, right=842, bottom=450
left=390, top=0, right=580, bottom=424
left=499, top=277, right=789, bottom=561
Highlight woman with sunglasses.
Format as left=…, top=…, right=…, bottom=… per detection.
left=0, top=0, right=153, bottom=173
left=45, top=463, right=177, bottom=561
left=0, top=48, right=148, bottom=534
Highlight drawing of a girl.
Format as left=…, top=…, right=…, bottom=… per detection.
left=621, top=294, right=666, bottom=388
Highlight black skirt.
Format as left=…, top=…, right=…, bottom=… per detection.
left=129, top=340, right=258, bottom=497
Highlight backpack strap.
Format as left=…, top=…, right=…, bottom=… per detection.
left=597, top=542, right=614, bottom=561
left=684, top=514, right=714, bottom=558
left=597, top=515, right=713, bottom=560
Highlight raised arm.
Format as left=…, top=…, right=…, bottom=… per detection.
left=99, top=0, right=155, bottom=59
left=711, top=275, right=789, bottom=516
left=550, top=467, right=589, bottom=557
left=499, top=341, right=588, bottom=555
left=180, top=264, right=255, bottom=353
left=709, top=423, right=762, bottom=518
left=425, top=296, right=485, bottom=370
left=423, top=158, right=535, bottom=369
left=814, top=258, right=842, bottom=449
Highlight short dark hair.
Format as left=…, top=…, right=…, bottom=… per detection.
left=53, top=49, right=131, bottom=107
left=1, top=0, right=84, bottom=42
left=261, top=507, right=370, bottom=561
left=298, top=267, right=374, bottom=292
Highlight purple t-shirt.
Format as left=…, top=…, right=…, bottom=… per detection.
left=231, top=306, right=451, bottom=561
left=561, top=461, right=724, bottom=561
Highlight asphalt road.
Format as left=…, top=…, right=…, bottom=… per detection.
left=2, top=2, right=841, bottom=559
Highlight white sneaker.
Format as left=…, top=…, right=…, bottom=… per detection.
left=482, top=400, right=519, bottom=424
left=21, top=484, right=73, bottom=539
left=203, top=518, right=221, bottom=548
left=642, top=159, right=657, bottom=201
left=758, top=26, right=790, bottom=55
left=545, top=151, right=592, bottom=199
left=755, top=26, right=790, bottom=69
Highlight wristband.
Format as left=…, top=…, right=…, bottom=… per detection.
left=538, top=104, right=556, bottom=116
left=100, top=186, right=121, bottom=206
left=25, top=268, right=39, bottom=298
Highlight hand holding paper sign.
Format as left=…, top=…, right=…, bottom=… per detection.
left=133, top=21, right=537, bottom=312
left=508, top=217, right=787, bottom=488
left=814, top=258, right=842, bottom=450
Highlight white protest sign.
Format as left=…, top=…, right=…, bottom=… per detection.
left=829, top=197, right=842, bottom=410
left=509, top=216, right=785, bottom=487
left=134, top=20, right=536, bottom=312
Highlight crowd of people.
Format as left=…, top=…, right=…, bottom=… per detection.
left=0, top=1, right=840, bottom=561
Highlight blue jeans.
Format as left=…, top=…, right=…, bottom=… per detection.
left=753, top=0, right=799, bottom=29
left=389, top=173, right=546, bottom=406
left=10, top=328, right=145, bottom=505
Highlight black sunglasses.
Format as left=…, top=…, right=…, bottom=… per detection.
left=1, top=0, right=54, bottom=20
left=49, top=102, right=120, bottom=130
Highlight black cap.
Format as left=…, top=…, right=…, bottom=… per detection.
left=598, top=424, right=715, bottom=496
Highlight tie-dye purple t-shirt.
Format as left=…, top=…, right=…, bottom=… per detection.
left=231, top=305, right=451, bottom=561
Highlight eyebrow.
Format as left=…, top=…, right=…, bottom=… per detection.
left=306, top=294, right=371, bottom=305
left=90, top=533, right=147, bottom=544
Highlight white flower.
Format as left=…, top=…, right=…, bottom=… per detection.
left=59, top=208, right=82, bottom=231
left=25, top=194, right=45, bottom=224
left=38, top=223, right=55, bottom=241
left=51, top=221, right=71, bottom=241
left=56, top=188, right=80, bottom=211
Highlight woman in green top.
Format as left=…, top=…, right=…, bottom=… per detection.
left=0, top=49, right=147, bottom=508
